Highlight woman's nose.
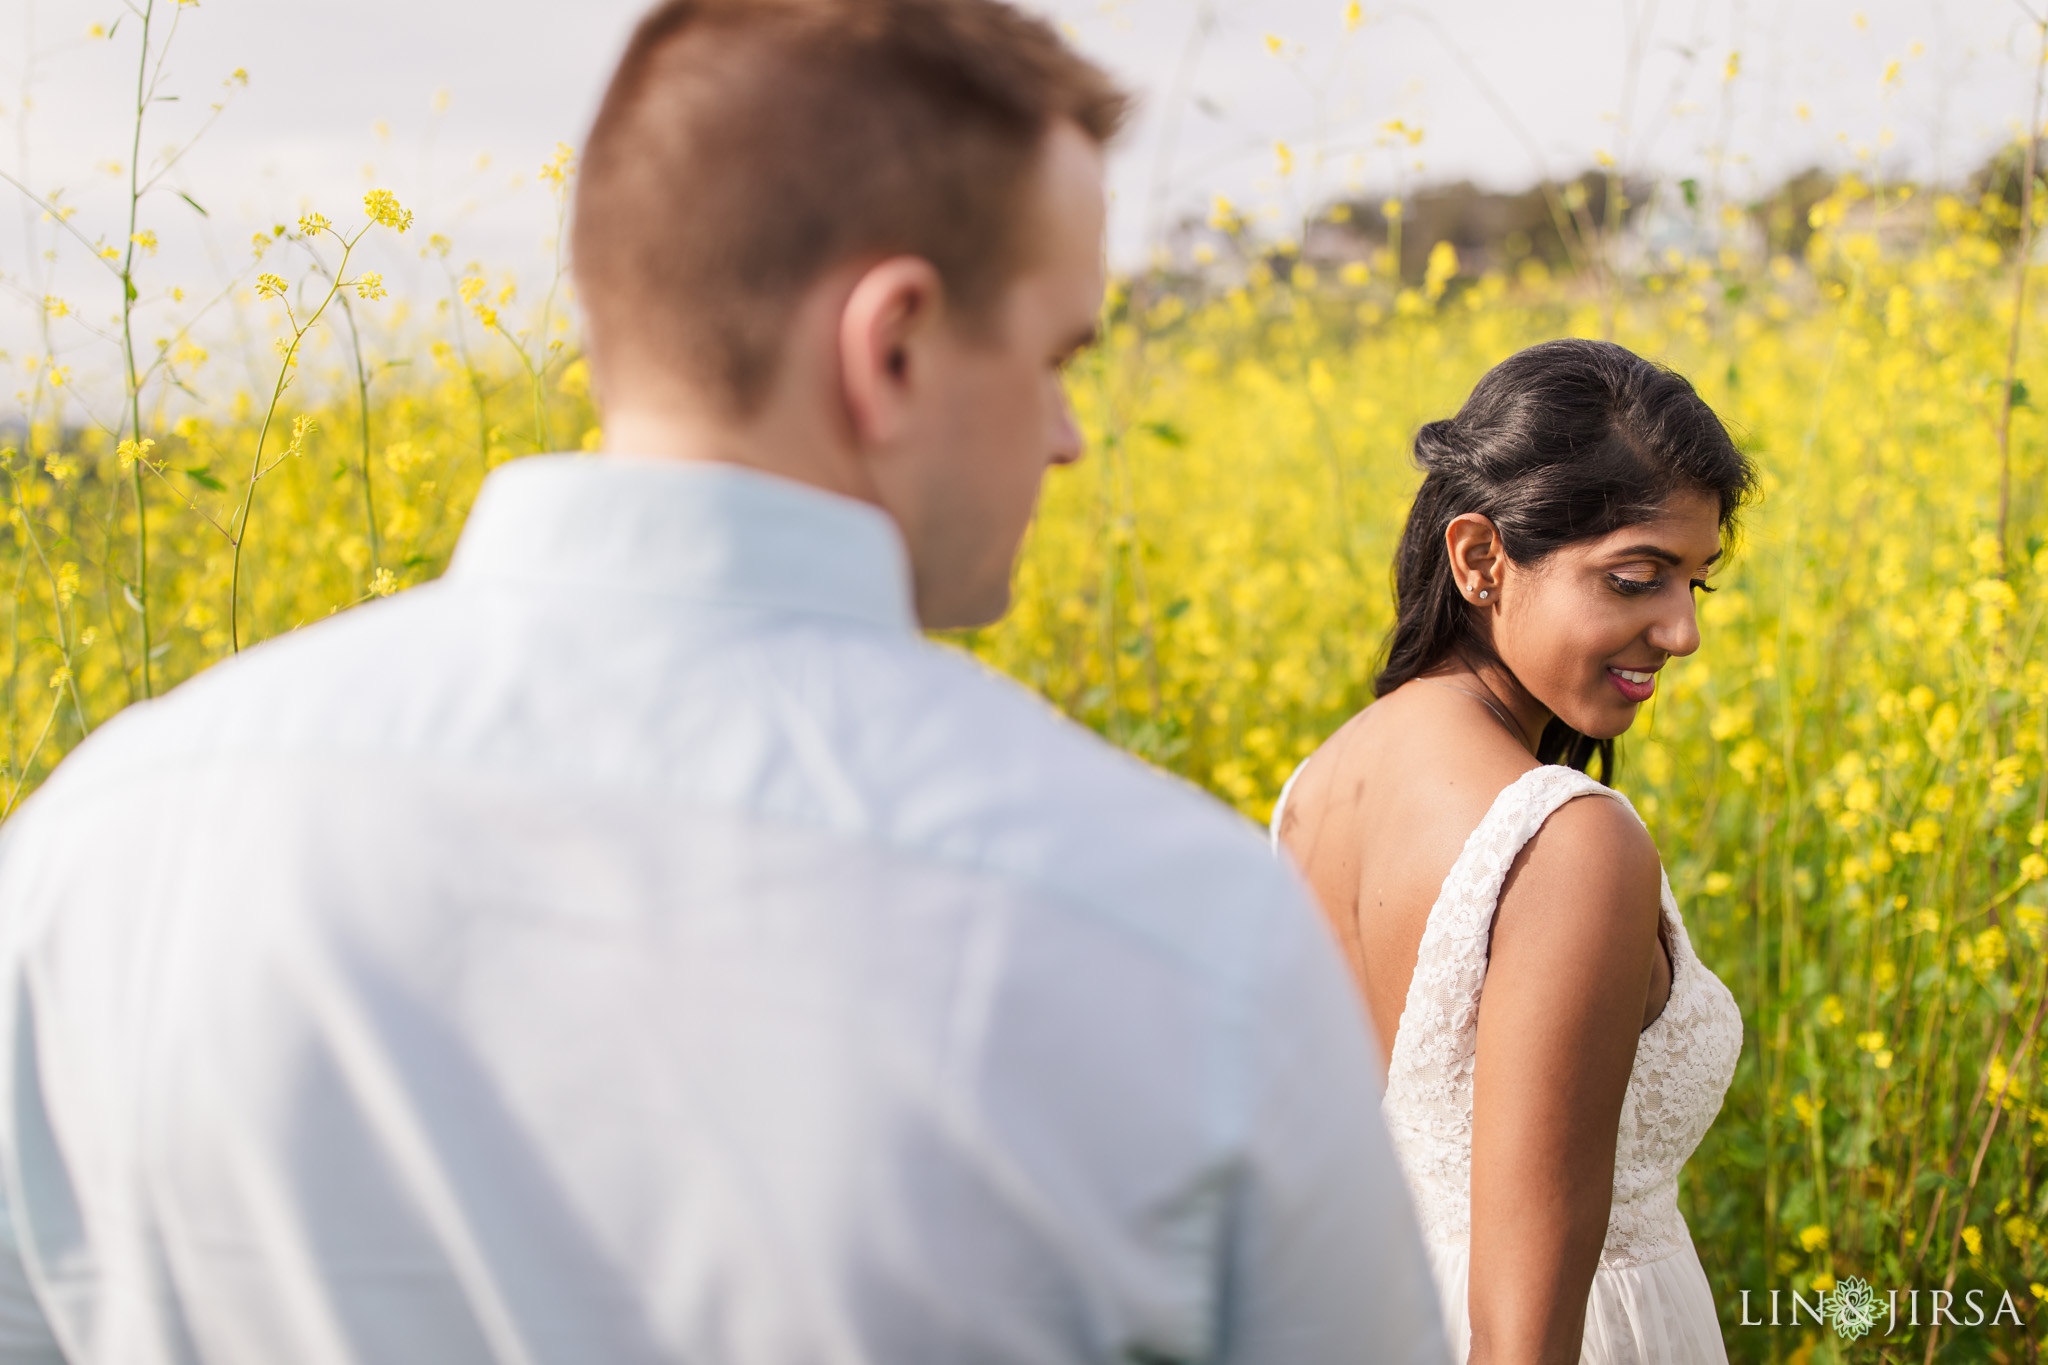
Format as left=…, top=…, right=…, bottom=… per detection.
left=1649, top=593, right=1702, bottom=658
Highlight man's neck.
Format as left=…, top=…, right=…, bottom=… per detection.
left=599, top=407, right=881, bottom=510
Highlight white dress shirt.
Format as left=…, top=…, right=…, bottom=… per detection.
left=0, top=455, right=1443, bottom=1365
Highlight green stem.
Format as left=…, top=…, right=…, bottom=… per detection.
left=1998, top=18, right=2048, bottom=569
left=120, top=0, right=154, bottom=696
left=229, top=231, right=359, bottom=651
left=338, top=296, right=382, bottom=570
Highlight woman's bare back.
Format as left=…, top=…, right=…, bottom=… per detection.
left=1275, top=678, right=1671, bottom=1077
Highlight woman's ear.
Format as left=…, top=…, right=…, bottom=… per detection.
left=1444, top=513, right=1503, bottom=602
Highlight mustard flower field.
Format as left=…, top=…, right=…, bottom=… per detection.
left=9, top=7, right=2048, bottom=1362
left=988, top=185, right=2048, bottom=1363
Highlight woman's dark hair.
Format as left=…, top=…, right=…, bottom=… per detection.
left=1375, top=338, right=1757, bottom=781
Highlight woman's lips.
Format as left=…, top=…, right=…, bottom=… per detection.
left=1608, top=667, right=1657, bottom=703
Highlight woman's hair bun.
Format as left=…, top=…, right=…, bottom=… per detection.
left=1412, top=418, right=1462, bottom=472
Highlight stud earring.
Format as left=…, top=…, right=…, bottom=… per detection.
left=1478, top=589, right=1490, bottom=600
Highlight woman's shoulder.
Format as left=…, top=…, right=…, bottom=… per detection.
left=1359, top=685, right=1549, bottom=805
left=1283, top=686, right=1541, bottom=851
left=1500, top=772, right=1663, bottom=924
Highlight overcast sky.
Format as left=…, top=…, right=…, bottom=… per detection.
left=3, top=0, right=2042, bottom=374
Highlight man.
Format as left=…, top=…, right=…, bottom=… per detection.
left=0, top=2, right=1444, bottom=1361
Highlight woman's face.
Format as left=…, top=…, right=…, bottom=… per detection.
left=1482, top=489, right=1725, bottom=740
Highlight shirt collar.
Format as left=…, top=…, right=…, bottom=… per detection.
left=447, top=454, right=919, bottom=635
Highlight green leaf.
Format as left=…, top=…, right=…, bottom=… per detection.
left=2012, top=377, right=2031, bottom=410
left=1140, top=420, right=1187, bottom=447
left=182, top=467, right=224, bottom=491
left=176, top=190, right=209, bottom=218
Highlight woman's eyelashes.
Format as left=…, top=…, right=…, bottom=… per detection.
left=1607, top=569, right=1719, bottom=597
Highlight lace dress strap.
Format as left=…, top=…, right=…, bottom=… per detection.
left=1385, top=765, right=1633, bottom=1088
left=1269, top=756, right=1312, bottom=851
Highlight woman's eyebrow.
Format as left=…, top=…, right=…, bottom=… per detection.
left=1611, top=544, right=1725, bottom=567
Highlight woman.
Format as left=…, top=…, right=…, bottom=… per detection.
left=1273, top=338, right=1753, bottom=1365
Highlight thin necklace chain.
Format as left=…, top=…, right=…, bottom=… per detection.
left=1421, top=675, right=1526, bottom=747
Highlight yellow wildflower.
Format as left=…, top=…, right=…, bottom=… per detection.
left=1424, top=241, right=1459, bottom=301
left=538, top=142, right=577, bottom=191
left=1974, top=926, right=2008, bottom=977
left=362, top=188, right=413, bottom=233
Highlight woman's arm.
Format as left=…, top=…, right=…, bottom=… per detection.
left=1466, top=794, right=1664, bottom=1365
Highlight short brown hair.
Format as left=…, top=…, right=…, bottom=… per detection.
left=573, top=0, right=1130, bottom=415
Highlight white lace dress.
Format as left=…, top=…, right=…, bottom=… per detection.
left=1273, top=763, right=1742, bottom=1365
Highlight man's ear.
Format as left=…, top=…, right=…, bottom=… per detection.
left=840, top=256, right=944, bottom=448
left=1444, top=512, right=1504, bottom=596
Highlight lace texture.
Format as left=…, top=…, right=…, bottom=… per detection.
left=1381, top=765, right=1743, bottom=1271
